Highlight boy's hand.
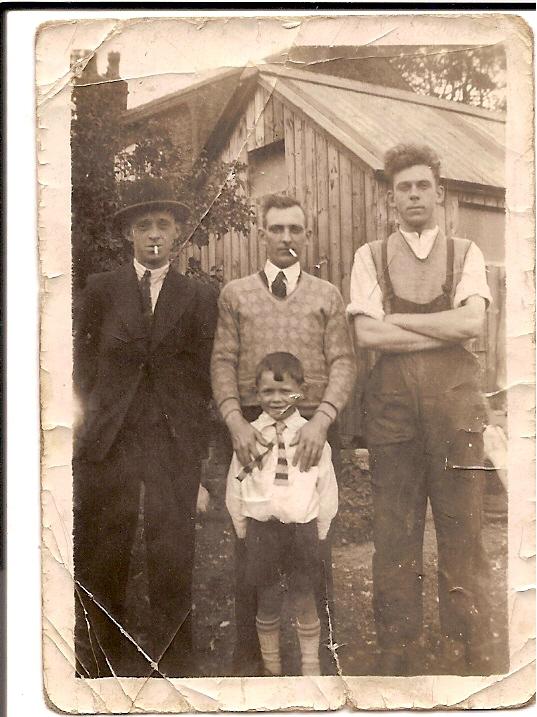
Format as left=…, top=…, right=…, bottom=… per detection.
left=196, top=484, right=211, bottom=514
left=291, top=412, right=331, bottom=472
left=226, top=411, right=270, bottom=467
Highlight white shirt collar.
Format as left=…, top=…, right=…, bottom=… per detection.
left=133, top=257, right=170, bottom=283
left=256, top=409, right=303, bottom=432
left=398, top=225, right=440, bottom=260
left=264, top=259, right=301, bottom=287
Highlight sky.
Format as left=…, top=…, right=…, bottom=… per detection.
left=78, top=14, right=510, bottom=111
left=90, top=17, right=307, bottom=108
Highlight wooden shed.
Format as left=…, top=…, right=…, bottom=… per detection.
left=174, top=64, right=506, bottom=441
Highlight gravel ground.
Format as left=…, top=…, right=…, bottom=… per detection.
left=192, top=450, right=509, bottom=677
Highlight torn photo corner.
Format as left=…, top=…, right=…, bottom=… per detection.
left=38, top=13, right=535, bottom=714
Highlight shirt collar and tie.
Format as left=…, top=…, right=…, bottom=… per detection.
left=235, top=410, right=301, bottom=482
left=263, top=260, right=301, bottom=297
left=398, top=225, right=440, bottom=261
left=133, top=258, right=170, bottom=312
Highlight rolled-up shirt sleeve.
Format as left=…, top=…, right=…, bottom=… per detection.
left=454, top=242, right=493, bottom=308
left=346, top=244, right=385, bottom=320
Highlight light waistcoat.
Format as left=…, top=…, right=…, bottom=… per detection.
left=369, top=231, right=471, bottom=313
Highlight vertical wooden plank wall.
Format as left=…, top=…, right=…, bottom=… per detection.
left=203, top=91, right=378, bottom=290
left=339, top=155, right=353, bottom=303
left=303, top=123, right=318, bottom=269
left=327, top=142, right=341, bottom=288
left=315, top=133, right=330, bottom=281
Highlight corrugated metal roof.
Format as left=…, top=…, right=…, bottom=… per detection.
left=259, top=66, right=505, bottom=188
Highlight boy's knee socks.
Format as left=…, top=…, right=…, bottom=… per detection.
left=256, top=616, right=281, bottom=676
left=297, top=619, right=321, bottom=676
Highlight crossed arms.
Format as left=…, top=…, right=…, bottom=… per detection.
left=353, top=295, right=486, bottom=353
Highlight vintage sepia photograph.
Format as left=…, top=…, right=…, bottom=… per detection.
left=37, top=13, right=534, bottom=712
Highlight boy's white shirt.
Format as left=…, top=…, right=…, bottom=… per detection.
left=225, top=409, right=338, bottom=540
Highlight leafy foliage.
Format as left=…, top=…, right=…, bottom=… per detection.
left=390, top=45, right=506, bottom=111
left=72, top=86, right=254, bottom=289
left=115, top=118, right=255, bottom=251
left=184, top=257, right=223, bottom=294
left=71, top=76, right=129, bottom=289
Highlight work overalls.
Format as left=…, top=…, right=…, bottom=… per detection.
left=364, top=233, right=493, bottom=669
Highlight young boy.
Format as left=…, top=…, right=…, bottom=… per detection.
left=225, top=352, right=338, bottom=676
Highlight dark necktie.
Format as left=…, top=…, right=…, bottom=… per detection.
left=140, top=269, right=153, bottom=332
left=271, top=271, right=287, bottom=298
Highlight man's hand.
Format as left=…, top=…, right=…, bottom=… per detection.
left=226, top=411, right=271, bottom=467
left=291, top=412, right=331, bottom=472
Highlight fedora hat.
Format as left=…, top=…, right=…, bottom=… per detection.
left=113, top=176, right=190, bottom=227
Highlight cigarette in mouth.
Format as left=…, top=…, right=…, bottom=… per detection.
left=153, top=246, right=159, bottom=255
left=289, top=248, right=297, bottom=258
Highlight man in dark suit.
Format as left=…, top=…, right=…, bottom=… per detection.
left=73, top=178, right=217, bottom=678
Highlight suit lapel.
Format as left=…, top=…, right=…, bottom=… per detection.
left=110, top=264, right=147, bottom=340
left=150, top=268, right=196, bottom=352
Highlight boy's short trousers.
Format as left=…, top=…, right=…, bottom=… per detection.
left=244, top=518, right=321, bottom=588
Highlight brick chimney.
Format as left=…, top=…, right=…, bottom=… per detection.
left=71, top=49, right=100, bottom=83
left=106, top=52, right=121, bottom=80
left=71, top=49, right=128, bottom=111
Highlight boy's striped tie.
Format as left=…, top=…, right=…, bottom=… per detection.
left=274, top=420, right=289, bottom=485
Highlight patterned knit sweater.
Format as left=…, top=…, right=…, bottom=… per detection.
left=211, top=271, right=356, bottom=418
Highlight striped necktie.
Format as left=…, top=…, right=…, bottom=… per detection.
left=274, top=420, right=288, bottom=484
left=234, top=420, right=290, bottom=483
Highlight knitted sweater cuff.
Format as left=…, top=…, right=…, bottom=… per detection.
left=219, top=397, right=242, bottom=421
left=316, top=402, right=338, bottom=422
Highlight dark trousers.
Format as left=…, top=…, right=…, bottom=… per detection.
left=73, top=415, right=200, bottom=678
left=365, top=350, right=493, bottom=662
left=370, top=439, right=491, bottom=652
left=230, top=407, right=340, bottom=676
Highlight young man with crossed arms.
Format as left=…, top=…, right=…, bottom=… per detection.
left=348, top=144, right=496, bottom=676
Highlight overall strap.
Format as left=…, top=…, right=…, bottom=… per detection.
left=442, top=236, right=455, bottom=298
left=381, top=237, right=395, bottom=313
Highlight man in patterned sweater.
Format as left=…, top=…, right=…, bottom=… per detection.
left=211, top=193, right=356, bottom=675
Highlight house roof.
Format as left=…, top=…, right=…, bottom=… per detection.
left=123, top=66, right=249, bottom=124
left=259, top=65, right=505, bottom=187
left=225, top=64, right=506, bottom=190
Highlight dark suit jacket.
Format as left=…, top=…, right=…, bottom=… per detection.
left=74, top=263, right=217, bottom=463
